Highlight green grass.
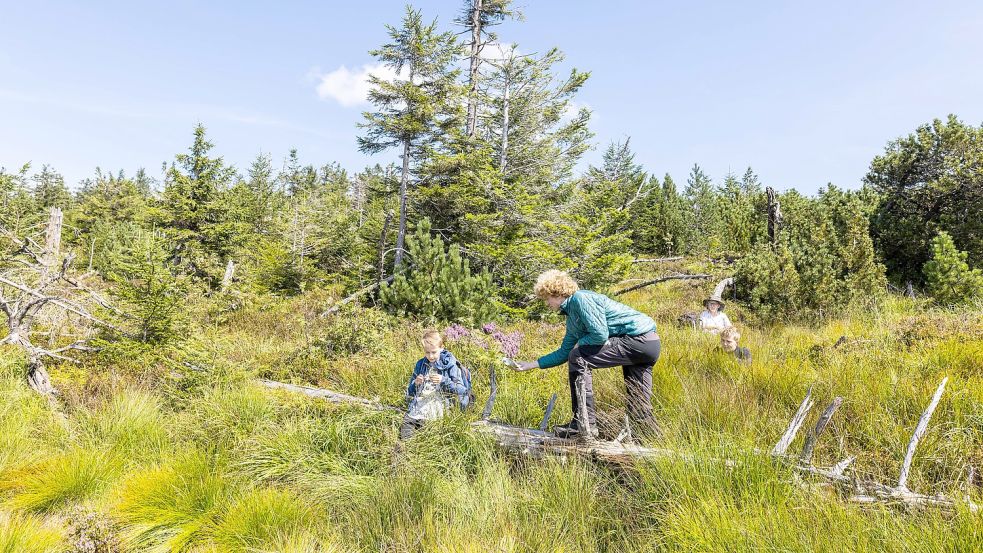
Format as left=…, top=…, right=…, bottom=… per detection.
left=0, top=273, right=981, bottom=551
left=0, top=510, right=65, bottom=553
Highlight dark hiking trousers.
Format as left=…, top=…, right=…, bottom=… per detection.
left=567, top=331, right=661, bottom=434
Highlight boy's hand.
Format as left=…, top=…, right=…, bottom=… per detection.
left=427, top=374, right=442, bottom=384
left=414, top=375, right=425, bottom=387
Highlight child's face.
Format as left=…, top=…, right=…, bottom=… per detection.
left=720, top=336, right=738, bottom=352
left=707, top=301, right=721, bottom=314
left=423, top=343, right=442, bottom=362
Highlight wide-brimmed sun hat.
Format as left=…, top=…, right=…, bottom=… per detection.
left=703, top=295, right=725, bottom=310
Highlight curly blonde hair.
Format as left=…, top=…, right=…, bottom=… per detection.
left=533, top=270, right=579, bottom=300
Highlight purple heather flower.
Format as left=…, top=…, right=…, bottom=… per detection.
left=444, top=324, right=471, bottom=341
left=481, top=322, right=499, bottom=335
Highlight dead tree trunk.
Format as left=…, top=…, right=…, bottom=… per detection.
left=465, top=0, right=484, bottom=139
left=1, top=209, right=126, bottom=396
left=377, top=209, right=393, bottom=285
left=221, top=260, right=236, bottom=291
left=394, top=139, right=411, bottom=269
left=766, top=186, right=782, bottom=246
left=500, top=73, right=510, bottom=172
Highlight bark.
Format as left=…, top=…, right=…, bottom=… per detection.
left=466, top=0, right=483, bottom=139
left=395, top=139, right=410, bottom=268
left=377, top=210, right=393, bottom=284
left=499, top=74, right=510, bottom=172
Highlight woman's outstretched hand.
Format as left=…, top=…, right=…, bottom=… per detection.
left=516, top=360, right=540, bottom=371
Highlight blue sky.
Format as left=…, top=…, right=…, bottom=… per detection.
left=2, top=0, right=981, bottom=193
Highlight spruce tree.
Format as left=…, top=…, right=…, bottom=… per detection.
left=358, top=6, right=461, bottom=269
left=161, top=124, right=237, bottom=283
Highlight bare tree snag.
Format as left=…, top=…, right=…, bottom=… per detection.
left=800, top=397, right=843, bottom=464
left=766, top=186, right=782, bottom=246
left=377, top=209, right=393, bottom=284
left=1, top=210, right=129, bottom=396
left=221, top=260, right=236, bottom=291
left=772, top=386, right=814, bottom=456
left=898, top=377, right=948, bottom=491
left=465, top=0, right=484, bottom=139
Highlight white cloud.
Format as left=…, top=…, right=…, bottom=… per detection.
left=313, top=63, right=398, bottom=108
left=561, top=100, right=592, bottom=123
left=478, top=42, right=520, bottom=62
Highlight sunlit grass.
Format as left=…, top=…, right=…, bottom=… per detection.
left=0, top=276, right=980, bottom=551
left=0, top=510, right=65, bottom=553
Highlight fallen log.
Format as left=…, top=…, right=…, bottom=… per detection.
left=631, top=256, right=684, bottom=264
left=257, top=379, right=399, bottom=412
left=613, top=273, right=713, bottom=296
left=320, top=276, right=394, bottom=317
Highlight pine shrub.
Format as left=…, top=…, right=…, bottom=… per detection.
left=380, top=218, right=499, bottom=324
left=923, top=231, right=983, bottom=306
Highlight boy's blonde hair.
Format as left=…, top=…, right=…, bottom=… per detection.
left=421, top=329, right=443, bottom=349
left=720, top=326, right=741, bottom=342
left=533, top=270, right=579, bottom=300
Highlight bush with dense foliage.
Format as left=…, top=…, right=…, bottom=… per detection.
left=380, top=219, right=499, bottom=325
left=923, top=231, right=983, bottom=306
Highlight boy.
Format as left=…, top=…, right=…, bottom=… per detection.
left=720, top=326, right=751, bottom=363
left=399, top=330, right=470, bottom=440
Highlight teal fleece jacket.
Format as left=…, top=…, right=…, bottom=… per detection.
left=537, top=290, right=657, bottom=369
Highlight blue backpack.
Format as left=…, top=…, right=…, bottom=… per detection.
left=454, top=360, right=475, bottom=410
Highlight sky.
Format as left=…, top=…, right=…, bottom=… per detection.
left=1, top=0, right=982, bottom=194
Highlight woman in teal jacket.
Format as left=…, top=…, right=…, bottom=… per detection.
left=516, top=270, right=661, bottom=440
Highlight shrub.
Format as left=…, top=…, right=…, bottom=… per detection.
left=923, top=231, right=983, bottom=306
left=316, top=304, right=391, bottom=359
left=380, top=218, right=499, bottom=325
left=736, top=187, right=886, bottom=320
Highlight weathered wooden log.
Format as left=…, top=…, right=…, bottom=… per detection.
left=321, top=276, right=394, bottom=317
left=469, top=419, right=706, bottom=464
left=800, top=397, right=843, bottom=464
left=772, top=387, right=814, bottom=456
left=613, top=273, right=713, bottom=296
left=898, top=377, right=948, bottom=491
left=257, top=379, right=399, bottom=412
left=631, top=256, right=684, bottom=264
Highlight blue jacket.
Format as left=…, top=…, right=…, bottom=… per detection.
left=405, top=349, right=470, bottom=409
left=538, top=290, right=657, bottom=369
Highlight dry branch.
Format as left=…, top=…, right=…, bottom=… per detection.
left=613, top=273, right=713, bottom=296
left=898, top=377, right=948, bottom=490
left=256, top=379, right=400, bottom=412
left=631, top=256, right=684, bottom=264
left=321, top=276, right=395, bottom=317
left=800, top=397, right=843, bottom=464
left=539, top=393, right=558, bottom=432
left=772, top=386, right=814, bottom=456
